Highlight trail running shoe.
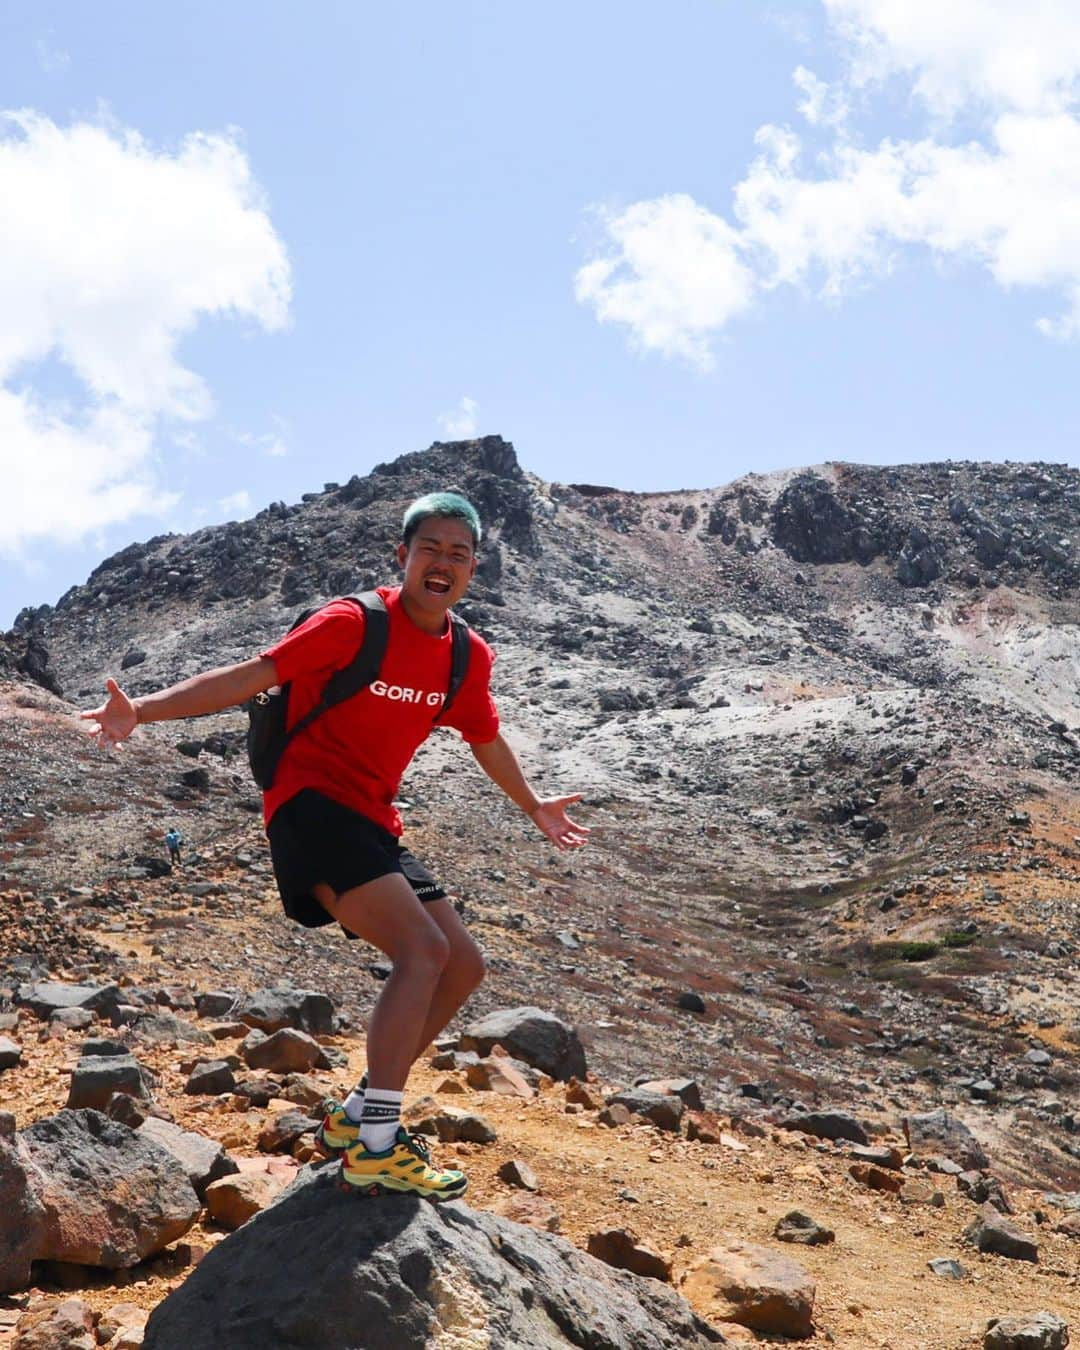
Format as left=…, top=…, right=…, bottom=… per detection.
left=314, top=1099, right=360, bottom=1158
left=340, top=1127, right=467, bottom=1201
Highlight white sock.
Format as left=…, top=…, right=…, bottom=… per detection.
left=359, top=1088, right=403, bottom=1153
left=342, top=1074, right=368, bottom=1123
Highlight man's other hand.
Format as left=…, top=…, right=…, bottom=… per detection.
left=529, top=795, right=590, bottom=851
left=80, top=679, right=138, bottom=749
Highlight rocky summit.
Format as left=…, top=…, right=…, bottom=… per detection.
left=1, top=437, right=1079, bottom=1348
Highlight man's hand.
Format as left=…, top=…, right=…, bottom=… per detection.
left=80, top=678, right=138, bottom=750
left=529, top=795, right=590, bottom=851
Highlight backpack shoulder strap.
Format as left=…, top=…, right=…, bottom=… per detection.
left=276, top=592, right=389, bottom=749
left=435, top=612, right=472, bottom=721
left=319, top=591, right=389, bottom=708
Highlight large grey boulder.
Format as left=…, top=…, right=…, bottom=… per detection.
left=234, top=987, right=335, bottom=1036
left=21, top=1110, right=200, bottom=1267
left=15, top=982, right=122, bottom=1023
left=460, top=1007, right=586, bottom=1081
left=144, top=1164, right=724, bottom=1349
left=0, top=1114, right=45, bottom=1294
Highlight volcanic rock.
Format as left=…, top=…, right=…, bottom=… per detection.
left=143, top=1166, right=724, bottom=1348
left=20, top=1109, right=199, bottom=1268
left=460, top=1006, right=586, bottom=1081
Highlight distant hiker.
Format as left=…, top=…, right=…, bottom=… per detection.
left=164, top=827, right=183, bottom=867
left=81, top=491, right=588, bottom=1201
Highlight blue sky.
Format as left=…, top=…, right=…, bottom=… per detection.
left=3, top=1, right=1080, bottom=627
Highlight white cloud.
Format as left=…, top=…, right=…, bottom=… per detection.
left=0, top=111, right=290, bottom=553
left=575, top=3, right=1080, bottom=360
left=574, top=196, right=755, bottom=368
left=218, top=489, right=253, bottom=518
left=824, top=0, right=1080, bottom=115
left=437, top=395, right=479, bottom=439
left=792, top=66, right=849, bottom=127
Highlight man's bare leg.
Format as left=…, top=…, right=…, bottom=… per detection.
left=313, top=875, right=449, bottom=1091
left=408, top=898, right=486, bottom=1063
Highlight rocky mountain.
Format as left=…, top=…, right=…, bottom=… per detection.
left=2, top=436, right=1079, bottom=1347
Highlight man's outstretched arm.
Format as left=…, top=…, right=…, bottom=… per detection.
left=470, top=732, right=590, bottom=852
left=81, top=657, right=278, bottom=750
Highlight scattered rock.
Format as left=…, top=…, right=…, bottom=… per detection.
left=681, top=1237, right=815, bottom=1339
left=497, top=1158, right=539, bottom=1191
left=203, top=1173, right=277, bottom=1230
left=12, top=1296, right=96, bottom=1350
left=459, top=1007, right=586, bottom=1081
left=464, top=1053, right=535, bottom=1099
left=66, top=1053, right=151, bottom=1111
left=257, top=1110, right=320, bottom=1154
left=16, top=982, right=121, bottom=1023
left=138, top=1118, right=239, bottom=1200
left=965, top=1205, right=1039, bottom=1263
left=411, top=1108, right=497, bottom=1145
left=234, top=988, right=336, bottom=1037
left=983, top=1311, right=1069, bottom=1350
left=928, top=1258, right=968, bottom=1280
left=607, top=1089, right=684, bottom=1133
left=184, top=1060, right=236, bottom=1096
left=849, top=1162, right=903, bottom=1194
left=587, top=1227, right=673, bottom=1282
left=243, top=1028, right=323, bottom=1074
left=636, top=1079, right=704, bottom=1111
left=774, top=1211, right=834, bottom=1246
left=781, top=1110, right=868, bottom=1145
left=904, top=1109, right=989, bottom=1171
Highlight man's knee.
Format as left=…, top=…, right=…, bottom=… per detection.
left=401, top=924, right=451, bottom=974
left=449, top=941, right=486, bottom=994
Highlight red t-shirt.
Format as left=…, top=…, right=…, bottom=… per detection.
left=260, top=586, right=499, bottom=834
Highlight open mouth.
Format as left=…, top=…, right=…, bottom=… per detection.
left=423, top=575, right=452, bottom=595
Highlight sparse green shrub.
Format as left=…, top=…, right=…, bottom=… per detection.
left=870, top=940, right=940, bottom=963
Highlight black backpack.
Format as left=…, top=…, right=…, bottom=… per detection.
left=246, top=591, right=472, bottom=790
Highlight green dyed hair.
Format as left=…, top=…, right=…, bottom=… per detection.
left=401, top=492, right=482, bottom=548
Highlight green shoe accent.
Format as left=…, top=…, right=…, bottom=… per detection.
left=341, top=1127, right=467, bottom=1201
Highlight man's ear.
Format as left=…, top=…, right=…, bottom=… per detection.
left=395, top=541, right=408, bottom=570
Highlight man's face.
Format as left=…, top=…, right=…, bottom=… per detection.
left=396, top=516, right=477, bottom=619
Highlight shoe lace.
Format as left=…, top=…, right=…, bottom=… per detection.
left=405, top=1130, right=433, bottom=1163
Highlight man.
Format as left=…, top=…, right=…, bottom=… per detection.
left=82, top=491, right=588, bottom=1200
left=164, top=826, right=183, bottom=867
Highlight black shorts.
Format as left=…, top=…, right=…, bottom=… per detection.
left=267, top=788, right=446, bottom=932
